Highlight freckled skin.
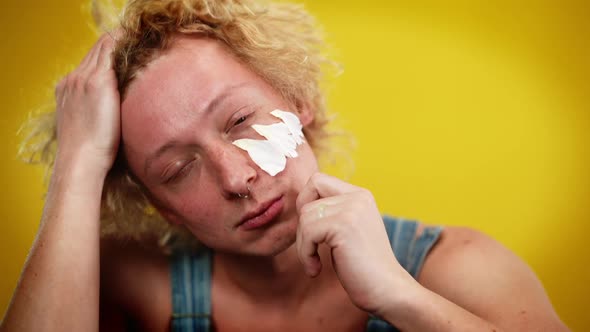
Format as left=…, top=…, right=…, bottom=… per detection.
left=120, top=35, right=318, bottom=256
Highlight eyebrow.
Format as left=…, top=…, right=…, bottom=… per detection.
left=143, top=82, right=251, bottom=176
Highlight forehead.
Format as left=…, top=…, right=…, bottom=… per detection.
left=120, top=36, right=274, bottom=158
left=122, top=36, right=259, bottom=123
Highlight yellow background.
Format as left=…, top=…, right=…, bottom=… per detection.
left=1, top=0, right=588, bottom=330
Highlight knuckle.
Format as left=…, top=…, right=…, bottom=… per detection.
left=299, top=213, right=311, bottom=228
left=300, top=203, right=313, bottom=216
left=342, top=209, right=354, bottom=220
left=56, top=76, right=67, bottom=88
left=84, top=74, right=102, bottom=92
left=300, top=224, right=311, bottom=239
left=102, top=32, right=116, bottom=41
left=341, top=210, right=357, bottom=224
left=310, top=172, right=322, bottom=186
left=101, top=33, right=116, bottom=47
left=295, top=195, right=304, bottom=212
left=357, top=188, right=374, bottom=203
left=70, top=74, right=84, bottom=91
left=63, top=74, right=74, bottom=88
left=54, top=79, right=66, bottom=96
left=98, top=33, right=110, bottom=43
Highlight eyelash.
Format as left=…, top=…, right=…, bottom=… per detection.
left=234, top=115, right=248, bottom=126
left=164, top=161, right=194, bottom=184
left=227, top=112, right=251, bottom=133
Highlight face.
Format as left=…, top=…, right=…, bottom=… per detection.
left=121, top=35, right=318, bottom=256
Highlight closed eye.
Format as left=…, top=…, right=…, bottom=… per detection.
left=226, top=105, right=259, bottom=133
left=233, top=115, right=248, bottom=126
left=163, top=160, right=195, bottom=184
left=226, top=113, right=250, bottom=133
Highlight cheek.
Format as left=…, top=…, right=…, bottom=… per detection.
left=288, top=146, right=318, bottom=182
left=156, top=188, right=220, bottom=225
left=180, top=195, right=218, bottom=220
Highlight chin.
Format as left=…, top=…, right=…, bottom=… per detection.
left=242, top=220, right=298, bottom=257
left=268, top=214, right=299, bottom=255
left=268, top=233, right=297, bottom=257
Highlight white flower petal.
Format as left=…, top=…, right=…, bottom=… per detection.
left=232, top=139, right=287, bottom=176
left=271, top=109, right=304, bottom=144
left=231, top=109, right=305, bottom=177
left=252, top=123, right=298, bottom=158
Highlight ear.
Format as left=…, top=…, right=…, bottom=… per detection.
left=294, top=99, right=314, bottom=126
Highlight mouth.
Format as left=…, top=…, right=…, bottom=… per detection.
left=238, top=195, right=284, bottom=231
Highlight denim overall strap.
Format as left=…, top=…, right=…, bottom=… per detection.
left=383, top=215, right=443, bottom=278
left=170, top=250, right=212, bottom=332
left=366, top=216, right=443, bottom=332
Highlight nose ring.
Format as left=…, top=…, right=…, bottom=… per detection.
left=237, top=185, right=251, bottom=199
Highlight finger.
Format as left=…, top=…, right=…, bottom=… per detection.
left=82, top=34, right=111, bottom=75
left=78, top=44, right=96, bottom=69
left=89, top=36, right=108, bottom=71
left=296, top=174, right=320, bottom=215
left=55, top=76, right=67, bottom=106
left=296, top=173, right=360, bottom=214
left=297, top=215, right=338, bottom=277
left=79, top=37, right=104, bottom=70
left=296, top=225, right=321, bottom=277
left=57, top=73, right=78, bottom=108
left=296, top=219, right=322, bottom=277
left=299, top=203, right=329, bottom=226
left=299, top=194, right=351, bottom=217
left=79, top=33, right=114, bottom=77
left=106, top=28, right=124, bottom=41
left=95, top=33, right=117, bottom=71
left=296, top=201, right=341, bottom=276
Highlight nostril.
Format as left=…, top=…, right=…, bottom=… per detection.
left=216, top=146, right=257, bottom=196
left=233, top=185, right=251, bottom=199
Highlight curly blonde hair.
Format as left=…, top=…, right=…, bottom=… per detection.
left=20, top=0, right=336, bottom=252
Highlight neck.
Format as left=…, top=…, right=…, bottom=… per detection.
left=213, top=243, right=335, bottom=307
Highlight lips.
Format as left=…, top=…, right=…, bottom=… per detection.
left=238, top=196, right=284, bottom=230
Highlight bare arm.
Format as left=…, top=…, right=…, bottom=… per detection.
left=380, top=227, right=570, bottom=331
left=1, top=33, right=120, bottom=332
left=0, top=158, right=105, bottom=331
left=295, top=174, right=568, bottom=331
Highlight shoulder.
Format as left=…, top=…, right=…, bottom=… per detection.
left=100, top=238, right=172, bottom=331
left=417, top=225, right=569, bottom=330
left=417, top=226, right=530, bottom=290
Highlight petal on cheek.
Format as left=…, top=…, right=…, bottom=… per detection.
left=270, top=110, right=304, bottom=145
left=231, top=109, right=305, bottom=177
left=252, top=123, right=298, bottom=158
left=233, top=139, right=286, bottom=176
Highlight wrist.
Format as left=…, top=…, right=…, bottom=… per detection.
left=51, top=149, right=111, bottom=196
left=40, top=147, right=110, bottom=230
left=55, top=144, right=114, bottom=179
left=374, top=277, right=428, bottom=327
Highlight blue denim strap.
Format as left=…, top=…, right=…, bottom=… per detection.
left=382, top=215, right=443, bottom=279
left=366, top=216, right=443, bottom=331
left=170, top=250, right=212, bottom=332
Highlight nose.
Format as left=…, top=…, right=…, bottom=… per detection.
left=208, top=143, right=257, bottom=198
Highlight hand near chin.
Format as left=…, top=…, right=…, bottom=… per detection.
left=54, top=32, right=121, bottom=175
left=295, top=173, right=418, bottom=315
